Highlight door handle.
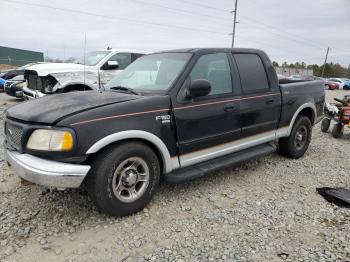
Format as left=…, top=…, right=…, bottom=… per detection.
left=224, top=103, right=235, bottom=112
left=266, top=99, right=274, bottom=104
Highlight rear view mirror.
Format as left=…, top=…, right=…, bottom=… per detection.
left=106, top=61, right=119, bottom=70
left=188, top=79, right=211, bottom=98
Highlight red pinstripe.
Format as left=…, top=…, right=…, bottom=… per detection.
left=70, top=92, right=280, bottom=126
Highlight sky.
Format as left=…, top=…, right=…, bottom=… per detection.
left=1, top=0, right=350, bottom=66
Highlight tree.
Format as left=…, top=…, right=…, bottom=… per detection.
left=65, top=57, right=76, bottom=63
left=272, top=61, right=279, bottom=67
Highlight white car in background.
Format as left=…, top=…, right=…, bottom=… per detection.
left=22, top=49, right=148, bottom=99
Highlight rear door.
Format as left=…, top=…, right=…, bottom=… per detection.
left=172, top=52, right=242, bottom=167
left=233, top=53, right=281, bottom=138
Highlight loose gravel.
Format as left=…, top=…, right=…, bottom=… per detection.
left=0, top=91, right=350, bottom=261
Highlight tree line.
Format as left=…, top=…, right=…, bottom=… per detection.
left=272, top=61, right=350, bottom=78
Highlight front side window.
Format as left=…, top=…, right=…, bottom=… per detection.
left=106, top=53, right=132, bottom=70
left=190, top=53, right=233, bottom=96
left=234, top=53, right=270, bottom=92
left=105, top=53, right=191, bottom=93
left=77, top=51, right=111, bottom=66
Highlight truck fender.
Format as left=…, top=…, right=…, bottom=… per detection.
left=277, top=102, right=317, bottom=138
left=86, top=130, right=180, bottom=173
left=60, top=81, right=96, bottom=91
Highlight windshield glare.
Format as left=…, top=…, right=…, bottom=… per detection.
left=78, top=51, right=111, bottom=66
left=106, top=53, right=191, bottom=93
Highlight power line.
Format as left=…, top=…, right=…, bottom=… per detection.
left=174, top=0, right=230, bottom=12
left=1, top=0, right=229, bottom=36
left=130, top=0, right=232, bottom=22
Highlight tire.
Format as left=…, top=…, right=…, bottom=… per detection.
left=331, top=123, right=343, bottom=138
left=87, top=141, right=160, bottom=217
left=344, top=85, right=350, bottom=90
left=321, top=118, right=331, bottom=133
left=279, top=116, right=312, bottom=159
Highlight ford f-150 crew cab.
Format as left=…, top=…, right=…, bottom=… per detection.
left=4, top=48, right=325, bottom=216
left=22, top=49, right=147, bottom=99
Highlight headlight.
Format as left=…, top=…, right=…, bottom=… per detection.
left=27, top=129, right=74, bottom=151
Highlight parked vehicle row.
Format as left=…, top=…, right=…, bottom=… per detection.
left=4, top=48, right=325, bottom=216
left=282, top=75, right=350, bottom=91
left=326, top=78, right=350, bottom=90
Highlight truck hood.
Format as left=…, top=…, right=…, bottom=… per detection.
left=6, top=91, right=139, bottom=124
left=25, top=63, right=93, bottom=76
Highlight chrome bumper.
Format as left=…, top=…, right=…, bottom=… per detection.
left=5, top=150, right=91, bottom=188
left=22, top=86, right=46, bottom=100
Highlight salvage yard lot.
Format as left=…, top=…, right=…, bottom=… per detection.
left=0, top=91, right=350, bottom=261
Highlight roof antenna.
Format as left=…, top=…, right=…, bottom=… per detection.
left=83, top=32, right=87, bottom=87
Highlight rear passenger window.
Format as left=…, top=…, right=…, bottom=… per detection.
left=234, top=54, right=270, bottom=92
left=190, top=53, right=233, bottom=96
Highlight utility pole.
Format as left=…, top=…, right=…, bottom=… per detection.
left=321, top=47, right=330, bottom=77
left=231, top=0, right=239, bottom=48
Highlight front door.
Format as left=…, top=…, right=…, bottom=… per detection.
left=172, top=52, right=241, bottom=168
left=99, top=53, right=132, bottom=85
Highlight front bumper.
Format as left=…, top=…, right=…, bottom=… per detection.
left=5, top=150, right=91, bottom=188
left=22, top=86, right=46, bottom=100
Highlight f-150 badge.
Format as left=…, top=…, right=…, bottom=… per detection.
left=156, top=115, right=171, bottom=124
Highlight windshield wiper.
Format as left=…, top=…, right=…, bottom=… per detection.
left=110, top=86, right=140, bottom=95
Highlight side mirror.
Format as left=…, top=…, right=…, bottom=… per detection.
left=106, top=61, right=119, bottom=70
left=188, top=79, right=211, bottom=98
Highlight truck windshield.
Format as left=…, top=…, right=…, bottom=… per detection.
left=77, top=51, right=111, bottom=66
left=106, top=53, right=191, bottom=93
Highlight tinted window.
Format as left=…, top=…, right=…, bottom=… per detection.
left=234, top=54, right=270, bottom=92
left=132, top=53, right=145, bottom=62
left=190, top=53, right=233, bottom=96
left=107, top=53, right=132, bottom=69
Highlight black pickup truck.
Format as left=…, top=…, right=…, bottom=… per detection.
left=4, top=48, right=324, bottom=216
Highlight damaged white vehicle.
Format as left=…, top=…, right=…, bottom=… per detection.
left=22, top=49, right=147, bottom=99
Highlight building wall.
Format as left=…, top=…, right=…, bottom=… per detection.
left=274, top=67, right=314, bottom=77
left=0, top=46, right=44, bottom=67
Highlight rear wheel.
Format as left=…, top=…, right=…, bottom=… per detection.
left=331, top=123, right=343, bottom=138
left=321, top=118, right=331, bottom=132
left=279, top=116, right=312, bottom=159
left=87, top=141, right=160, bottom=216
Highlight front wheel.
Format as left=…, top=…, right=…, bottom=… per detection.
left=331, top=123, right=343, bottom=138
left=279, top=116, right=312, bottom=159
left=321, top=118, right=331, bottom=132
left=87, top=141, right=160, bottom=217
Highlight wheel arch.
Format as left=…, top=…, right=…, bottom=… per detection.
left=62, top=83, right=94, bottom=92
left=86, top=130, right=179, bottom=174
left=285, top=103, right=316, bottom=137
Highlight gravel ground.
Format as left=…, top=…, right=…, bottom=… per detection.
left=0, top=90, right=350, bottom=262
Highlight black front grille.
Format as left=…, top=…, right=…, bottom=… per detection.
left=27, top=74, right=39, bottom=91
left=5, top=122, right=24, bottom=150
left=4, top=81, right=13, bottom=91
